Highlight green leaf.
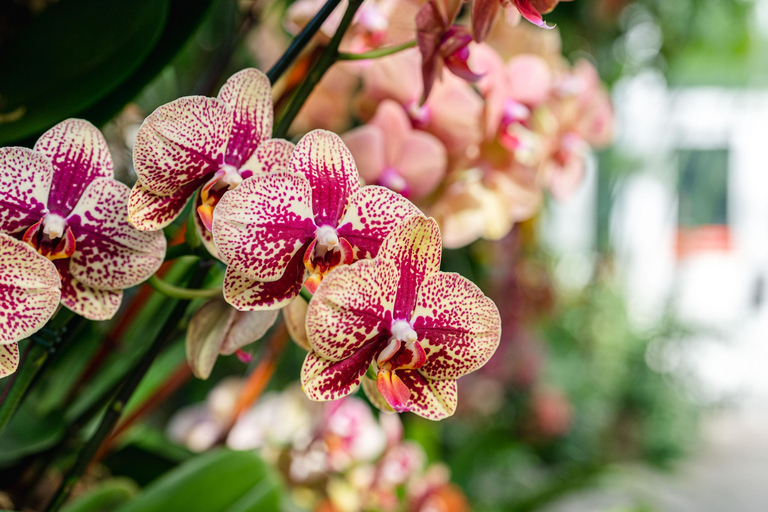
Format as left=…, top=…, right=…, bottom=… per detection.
left=0, top=405, right=66, bottom=466
left=61, top=478, right=139, bottom=512
left=113, top=449, right=282, bottom=512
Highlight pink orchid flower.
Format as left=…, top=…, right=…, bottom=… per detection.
left=473, top=0, right=570, bottom=42
left=301, top=215, right=501, bottom=420
left=128, top=68, right=294, bottom=258
left=342, top=100, right=447, bottom=199
left=0, top=119, right=166, bottom=320
left=211, top=130, right=421, bottom=310
left=0, top=233, right=62, bottom=378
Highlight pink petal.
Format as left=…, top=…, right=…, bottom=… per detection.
left=134, top=96, right=232, bottom=196
left=472, top=0, right=501, bottom=42
left=369, top=100, right=411, bottom=167
left=127, top=180, right=199, bottom=231
left=0, top=147, right=52, bottom=234
left=337, top=186, right=422, bottom=260
left=413, top=272, right=501, bottom=380
left=513, top=0, right=554, bottom=28
left=34, top=119, right=113, bottom=216
left=0, top=343, right=19, bottom=379
left=341, top=125, right=386, bottom=185
left=425, top=74, right=484, bottom=158
left=395, top=130, right=447, bottom=198
left=212, top=171, right=316, bottom=282
left=397, top=371, right=457, bottom=420
left=239, top=138, right=295, bottom=177
left=217, top=68, right=274, bottom=168
left=306, top=259, right=397, bottom=361
left=67, top=178, right=167, bottom=291
left=376, top=215, right=441, bottom=320
left=223, top=254, right=309, bottom=311
left=57, top=261, right=122, bottom=320
left=0, top=233, right=61, bottom=345
left=301, top=343, right=381, bottom=401
left=361, top=49, right=423, bottom=107
left=284, top=298, right=311, bottom=351
left=507, top=54, right=552, bottom=107
left=289, top=130, right=361, bottom=227
left=377, top=368, right=411, bottom=412
left=186, top=299, right=236, bottom=379
left=220, top=308, right=280, bottom=355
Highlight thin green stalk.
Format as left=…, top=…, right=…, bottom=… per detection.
left=266, top=0, right=344, bottom=83
left=147, top=274, right=222, bottom=300
left=273, top=0, right=365, bottom=139
left=45, top=263, right=213, bottom=512
left=300, top=287, right=313, bottom=303
left=338, top=39, right=416, bottom=60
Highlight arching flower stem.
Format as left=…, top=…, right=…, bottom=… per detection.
left=337, top=39, right=417, bottom=61
left=147, top=274, right=222, bottom=300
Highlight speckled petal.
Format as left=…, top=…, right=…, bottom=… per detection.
left=57, top=261, right=122, bottom=320
left=34, top=119, right=113, bottom=216
left=133, top=96, right=231, bottom=196
left=187, top=299, right=236, bottom=379
left=377, top=215, right=441, bottom=320
left=218, top=68, right=274, bottom=167
left=307, top=259, right=397, bottom=361
left=0, top=147, right=52, bottom=234
left=289, top=130, right=360, bottom=227
left=127, top=180, right=200, bottom=231
left=336, top=186, right=422, bottom=260
left=398, top=371, right=457, bottom=420
left=68, top=178, right=167, bottom=290
left=301, top=342, right=381, bottom=401
left=212, top=171, right=316, bottom=281
left=284, top=297, right=311, bottom=351
left=223, top=251, right=309, bottom=311
left=239, top=138, right=295, bottom=177
left=413, top=272, right=501, bottom=380
left=0, top=342, right=19, bottom=378
left=220, top=308, right=280, bottom=355
left=0, top=233, right=61, bottom=345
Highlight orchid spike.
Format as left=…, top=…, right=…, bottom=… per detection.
left=212, top=130, right=422, bottom=311
left=0, top=119, right=166, bottom=320
left=301, top=215, right=501, bottom=420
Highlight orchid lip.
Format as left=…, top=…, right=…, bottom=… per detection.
left=218, top=164, right=243, bottom=189
left=314, top=225, right=340, bottom=251
left=42, top=213, right=67, bottom=240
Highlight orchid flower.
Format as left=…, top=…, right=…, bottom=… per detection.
left=0, top=233, right=62, bottom=378
left=186, top=299, right=280, bottom=379
left=0, top=119, right=166, bottom=320
left=473, top=0, right=570, bottom=43
left=211, top=130, right=421, bottom=310
left=416, top=0, right=482, bottom=100
left=301, top=215, right=501, bottom=420
left=128, top=68, right=293, bottom=258
left=342, top=100, right=447, bottom=199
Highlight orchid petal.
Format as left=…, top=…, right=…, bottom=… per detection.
left=284, top=298, right=311, bottom=351
left=127, top=180, right=199, bottom=231
left=217, top=68, right=274, bottom=167
left=426, top=74, right=484, bottom=158
left=0, top=343, right=19, bottom=378
left=377, top=215, right=441, bottom=320
left=377, top=369, right=411, bottom=412
left=289, top=130, right=360, bottom=227
left=0, top=147, right=52, bottom=234
left=472, top=0, right=501, bottom=42
left=513, top=0, right=554, bottom=28
left=361, top=49, right=423, bottom=107
left=239, top=139, right=295, bottom=177
left=134, top=96, right=231, bottom=196
left=68, top=178, right=166, bottom=290
left=192, top=191, right=221, bottom=260
left=187, top=299, right=236, bottom=379
left=0, top=233, right=61, bottom=345
left=212, top=171, right=316, bottom=281
left=301, top=342, right=381, bottom=401
left=223, top=252, right=309, bottom=311
left=307, top=259, right=396, bottom=361
left=337, top=186, right=422, bottom=260
left=370, top=100, right=411, bottom=168
left=507, top=55, right=552, bottom=107
left=395, top=130, right=447, bottom=199
left=398, top=371, right=457, bottom=420
left=341, top=125, right=386, bottom=185
left=361, top=375, right=395, bottom=413
left=220, top=308, right=280, bottom=355
left=57, top=260, right=122, bottom=320
left=413, top=272, right=501, bottom=380
left=34, top=119, right=113, bottom=216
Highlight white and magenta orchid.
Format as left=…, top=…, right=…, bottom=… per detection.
left=128, top=68, right=294, bottom=257
left=301, top=215, right=501, bottom=420
left=342, top=100, right=447, bottom=199
left=0, top=232, right=62, bottom=378
left=0, top=119, right=166, bottom=320
left=211, top=130, right=421, bottom=311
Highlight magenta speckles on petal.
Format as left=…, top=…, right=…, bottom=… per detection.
left=0, top=233, right=61, bottom=346
left=0, top=147, right=52, bottom=234
left=222, top=250, right=310, bottom=311
left=397, top=371, right=457, bottom=420
left=0, top=342, right=19, bottom=378
left=239, top=138, right=295, bottom=177
left=301, top=341, right=382, bottom=401
left=57, top=259, right=122, bottom=320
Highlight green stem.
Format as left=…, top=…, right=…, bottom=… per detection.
left=337, top=39, right=416, bottom=60
left=273, top=0, right=365, bottom=139
left=147, top=274, right=221, bottom=300
left=45, top=263, right=213, bottom=512
left=299, top=287, right=313, bottom=303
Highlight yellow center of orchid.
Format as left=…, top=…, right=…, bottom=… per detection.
left=198, top=165, right=244, bottom=232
